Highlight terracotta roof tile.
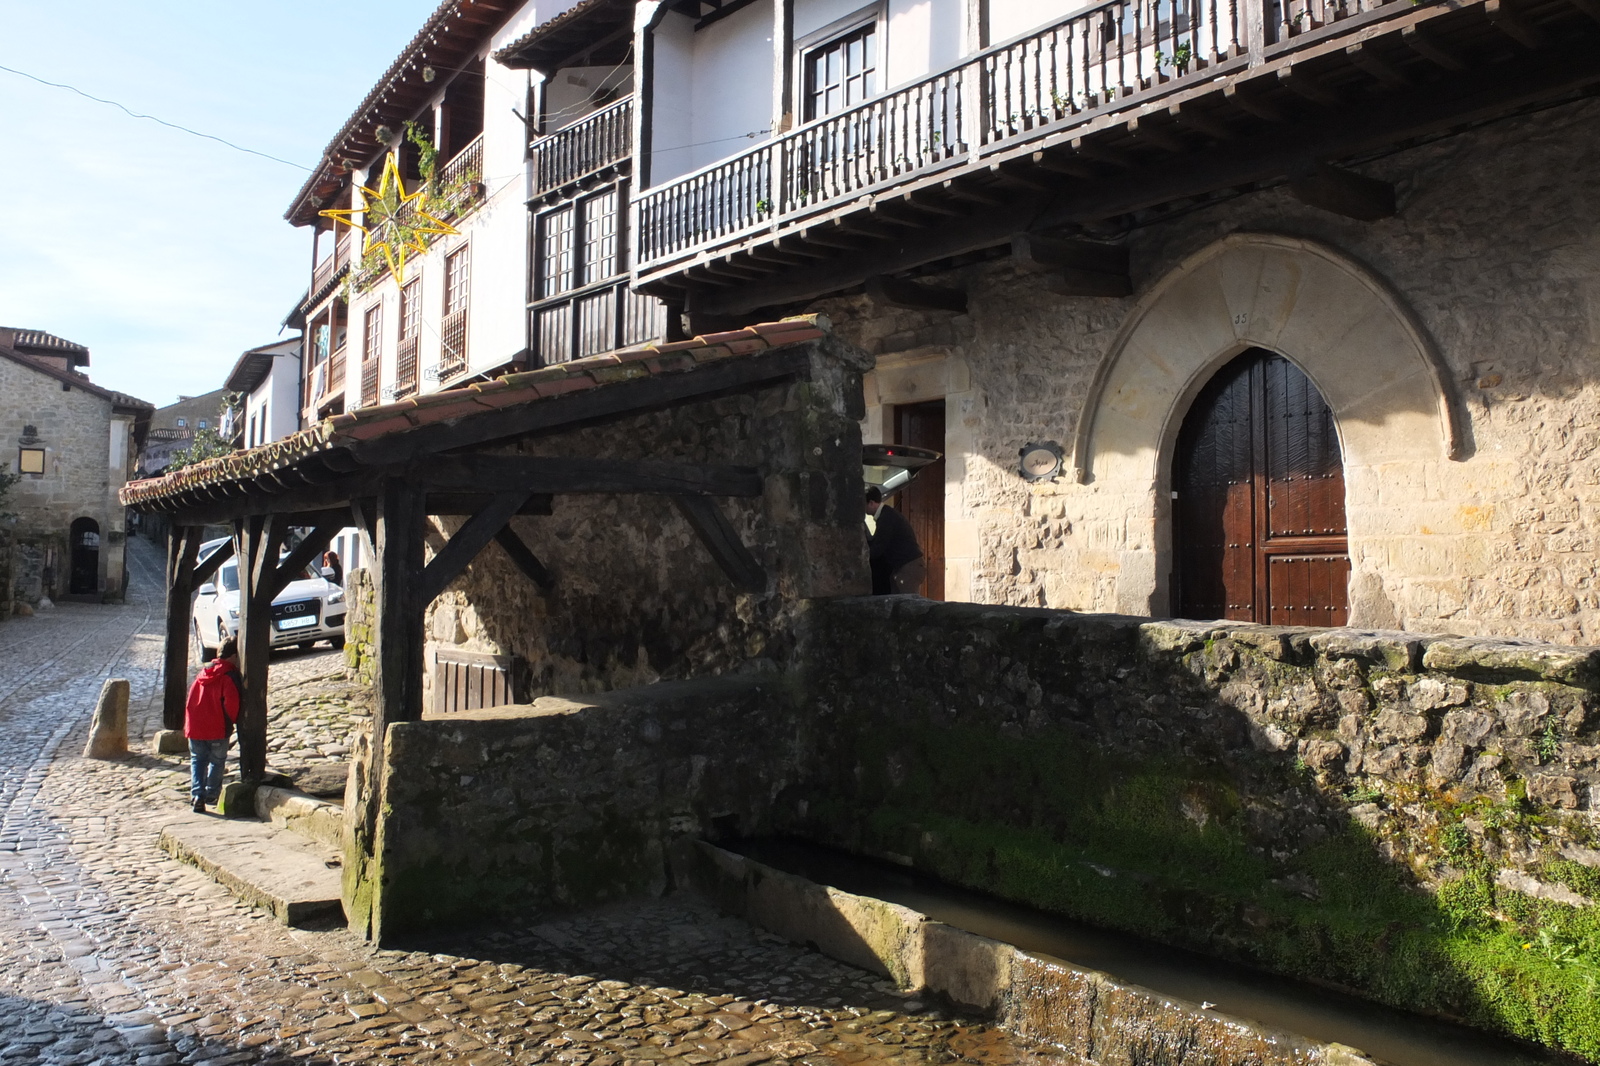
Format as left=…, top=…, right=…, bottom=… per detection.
left=119, top=314, right=835, bottom=509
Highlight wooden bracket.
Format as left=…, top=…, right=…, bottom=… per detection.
left=1486, top=0, right=1545, bottom=47
left=1223, top=81, right=1287, bottom=122
left=1277, top=66, right=1340, bottom=107
left=1288, top=163, right=1397, bottom=221
left=1344, top=42, right=1410, bottom=89
left=672, top=495, right=766, bottom=592
left=193, top=538, right=235, bottom=588
left=1402, top=25, right=1467, bottom=70
left=420, top=491, right=533, bottom=604
left=494, top=526, right=555, bottom=591
left=866, top=275, right=968, bottom=314
left=1012, top=234, right=1132, bottom=297
left=418, top=455, right=764, bottom=497
left=264, top=517, right=344, bottom=601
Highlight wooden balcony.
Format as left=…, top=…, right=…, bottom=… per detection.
left=439, top=309, right=469, bottom=381
left=361, top=358, right=380, bottom=407
left=532, top=96, right=633, bottom=197
left=311, top=230, right=352, bottom=300
left=634, top=0, right=1600, bottom=314
left=395, top=335, right=420, bottom=398
left=436, top=134, right=486, bottom=215
left=530, top=282, right=666, bottom=366
left=326, top=346, right=346, bottom=397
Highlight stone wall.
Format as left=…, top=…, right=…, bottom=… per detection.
left=343, top=567, right=376, bottom=687
left=418, top=333, right=871, bottom=697
left=816, top=96, right=1600, bottom=643
left=364, top=598, right=1600, bottom=1060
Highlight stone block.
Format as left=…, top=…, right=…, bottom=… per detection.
left=217, top=781, right=256, bottom=819
left=81, top=678, right=129, bottom=760
left=151, top=729, right=187, bottom=755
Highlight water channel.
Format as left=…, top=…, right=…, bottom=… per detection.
left=731, top=838, right=1578, bottom=1066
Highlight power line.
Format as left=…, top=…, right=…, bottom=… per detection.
left=0, top=61, right=312, bottom=171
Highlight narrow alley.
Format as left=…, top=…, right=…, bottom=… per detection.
left=0, top=535, right=1046, bottom=1066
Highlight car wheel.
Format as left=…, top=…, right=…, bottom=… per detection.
left=298, top=641, right=315, bottom=651
left=192, top=623, right=215, bottom=664
left=331, top=636, right=346, bottom=650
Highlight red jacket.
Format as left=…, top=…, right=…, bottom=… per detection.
left=185, top=659, right=241, bottom=741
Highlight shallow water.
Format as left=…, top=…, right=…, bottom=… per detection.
left=732, top=838, right=1576, bottom=1066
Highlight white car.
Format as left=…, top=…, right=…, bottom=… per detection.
left=191, top=538, right=347, bottom=662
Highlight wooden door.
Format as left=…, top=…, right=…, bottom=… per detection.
left=1174, top=350, right=1349, bottom=626
left=894, top=401, right=945, bottom=600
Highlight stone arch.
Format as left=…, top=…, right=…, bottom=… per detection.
left=1070, top=233, right=1469, bottom=625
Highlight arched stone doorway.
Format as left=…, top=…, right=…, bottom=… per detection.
left=69, top=517, right=100, bottom=597
left=1072, top=233, right=1467, bottom=626
left=1173, top=349, right=1350, bottom=625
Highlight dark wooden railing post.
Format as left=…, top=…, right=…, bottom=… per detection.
left=162, top=526, right=200, bottom=731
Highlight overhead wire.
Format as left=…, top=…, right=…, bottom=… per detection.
left=0, top=61, right=313, bottom=171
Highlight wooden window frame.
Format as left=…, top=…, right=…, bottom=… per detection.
left=794, top=1, right=887, bottom=125
left=362, top=302, right=384, bottom=364
left=399, top=274, right=423, bottom=341
left=532, top=188, right=628, bottom=302
left=444, top=243, right=472, bottom=318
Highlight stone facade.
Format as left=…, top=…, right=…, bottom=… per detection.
left=360, top=601, right=1600, bottom=1060
left=411, top=335, right=872, bottom=699
left=0, top=346, right=148, bottom=605
left=820, top=97, right=1600, bottom=643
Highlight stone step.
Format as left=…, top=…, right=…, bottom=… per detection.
left=254, top=784, right=344, bottom=850
left=159, top=814, right=344, bottom=926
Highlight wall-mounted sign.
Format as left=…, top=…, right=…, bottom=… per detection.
left=1018, top=441, right=1064, bottom=482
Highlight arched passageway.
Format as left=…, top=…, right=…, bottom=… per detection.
left=69, top=517, right=100, bottom=597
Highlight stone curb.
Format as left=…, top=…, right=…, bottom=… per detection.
left=254, top=784, right=344, bottom=851
left=158, top=817, right=343, bottom=926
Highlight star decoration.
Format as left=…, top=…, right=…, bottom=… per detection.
left=319, top=154, right=458, bottom=284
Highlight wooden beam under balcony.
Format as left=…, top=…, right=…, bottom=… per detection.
left=1344, top=42, right=1411, bottom=89
left=1402, top=25, right=1468, bottom=70
left=1012, top=235, right=1132, bottom=298
left=1289, top=164, right=1397, bottom=221
left=866, top=275, right=968, bottom=314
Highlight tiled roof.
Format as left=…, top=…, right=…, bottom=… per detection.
left=3, top=327, right=89, bottom=356
left=0, top=344, right=153, bottom=411
left=120, top=316, right=831, bottom=509
left=492, top=0, right=632, bottom=70
left=285, top=0, right=521, bottom=227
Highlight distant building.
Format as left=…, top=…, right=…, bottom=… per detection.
left=139, top=388, right=230, bottom=478
left=225, top=338, right=303, bottom=449
left=0, top=327, right=152, bottom=604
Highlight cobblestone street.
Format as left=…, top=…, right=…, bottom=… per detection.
left=0, top=535, right=1052, bottom=1066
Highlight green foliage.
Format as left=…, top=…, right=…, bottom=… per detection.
left=404, top=120, right=439, bottom=182
left=1537, top=720, right=1562, bottom=764
left=0, top=461, right=21, bottom=520
left=165, top=428, right=234, bottom=472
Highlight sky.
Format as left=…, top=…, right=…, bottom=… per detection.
left=0, top=0, right=442, bottom=408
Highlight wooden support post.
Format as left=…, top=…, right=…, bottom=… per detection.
left=866, top=275, right=968, bottom=314
left=234, top=514, right=286, bottom=785
left=672, top=496, right=766, bottom=592
left=162, top=527, right=200, bottom=731
left=1289, top=163, right=1396, bottom=221
left=494, top=526, right=555, bottom=591
left=371, top=477, right=427, bottom=770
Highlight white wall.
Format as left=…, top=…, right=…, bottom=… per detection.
left=884, top=0, right=962, bottom=87
left=989, top=0, right=1080, bottom=45
left=543, top=66, right=634, bottom=133
left=649, top=1, right=775, bottom=185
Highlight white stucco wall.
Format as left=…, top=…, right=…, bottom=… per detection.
left=543, top=65, right=634, bottom=133
left=989, top=0, right=1081, bottom=44
left=649, top=1, right=775, bottom=185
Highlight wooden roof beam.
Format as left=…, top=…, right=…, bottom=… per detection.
left=866, top=275, right=968, bottom=314
left=1345, top=42, right=1411, bottom=88
left=1288, top=163, right=1396, bottom=221
left=1402, top=24, right=1468, bottom=70
left=1486, top=0, right=1546, bottom=47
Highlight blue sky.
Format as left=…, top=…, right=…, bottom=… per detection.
left=0, top=0, right=442, bottom=407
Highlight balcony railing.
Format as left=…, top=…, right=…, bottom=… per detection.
left=436, top=134, right=485, bottom=212
left=360, top=358, right=380, bottom=407
left=531, top=283, right=666, bottom=367
left=532, top=96, right=633, bottom=195
left=311, top=229, right=352, bottom=296
left=395, top=335, right=419, bottom=398
left=439, top=309, right=469, bottom=381
left=636, top=0, right=1408, bottom=269
left=326, top=345, right=346, bottom=398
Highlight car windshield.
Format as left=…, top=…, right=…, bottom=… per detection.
left=219, top=564, right=239, bottom=592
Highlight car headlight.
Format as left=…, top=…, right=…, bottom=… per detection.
left=326, top=588, right=345, bottom=605
left=227, top=607, right=239, bottom=619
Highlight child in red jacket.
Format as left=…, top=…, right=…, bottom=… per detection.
left=185, top=637, right=242, bottom=813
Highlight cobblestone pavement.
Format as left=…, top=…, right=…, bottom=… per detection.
left=0, top=535, right=1056, bottom=1066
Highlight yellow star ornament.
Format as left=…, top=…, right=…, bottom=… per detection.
left=318, top=154, right=458, bottom=284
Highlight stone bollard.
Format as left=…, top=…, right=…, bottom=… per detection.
left=151, top=729, right=188, bottom=755
left=82, top=679, right=130, bottom=759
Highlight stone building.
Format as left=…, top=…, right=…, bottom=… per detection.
left=0, top=327, right=152, bottom=605
left=138, top=388, right=230, bottom=478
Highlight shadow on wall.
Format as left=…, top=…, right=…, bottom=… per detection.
left=786, top=598, right=1600, bottom=1062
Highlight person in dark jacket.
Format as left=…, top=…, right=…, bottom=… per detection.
left=866, top=486, right=926, bottom=595
left=185, top=637, right=242, bottom=813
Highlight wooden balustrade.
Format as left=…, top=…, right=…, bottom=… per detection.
left=395, top=335, right=420, bottom=398
left=439, top=309, right=469, bottom=380
left=327, top=346, right=346, bottom=397
left=438, top=134, right=485, bottom=201
left=635, top=0, right=1420, bottom=268
left=361, top=358, right=380, bottom=407
left=532, top=96, right=633, bottom=195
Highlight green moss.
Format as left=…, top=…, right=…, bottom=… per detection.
left=790, top=721, right=1600, bottom=1062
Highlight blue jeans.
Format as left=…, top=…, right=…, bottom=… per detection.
left=189, top=739, right=229, bottom=805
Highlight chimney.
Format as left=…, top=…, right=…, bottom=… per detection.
left=0, top=327, right=15, bottom=350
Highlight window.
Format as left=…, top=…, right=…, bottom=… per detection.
left=537, top=192, right=622, bottom=299
left=363, top=303, right=384, bottom=363
left=176, top=418, right=187, bottom=428
left=18, top=447, right=44, bottom=474
left=444, top=246, right=471, bottom=316
left=540, top=207, right=575, bottom=298
left=198, top=419, right=208, bottom=430
left=399, top=276, right=422, bottom=340
left=803, top=19, right=878, bottom=121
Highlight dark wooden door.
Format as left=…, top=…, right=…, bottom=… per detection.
left=1174, top=350, right=1349, bottom=626
left=894, top=401, right=945, bottom=600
